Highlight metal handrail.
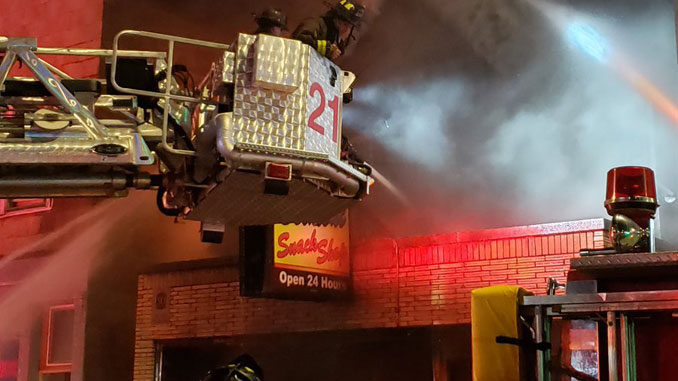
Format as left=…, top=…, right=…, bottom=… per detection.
left=111, top=30, right=231, bottom=157
left=110, top=30, right=229, bottom=103
left=0, top=36, right=166, bottom=58
left=35, top=47, right=166, bottom=58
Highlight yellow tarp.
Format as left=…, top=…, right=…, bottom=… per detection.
left=471, top=285, right=531, bottom=381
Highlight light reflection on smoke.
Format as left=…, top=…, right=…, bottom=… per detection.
left=566, top=21, right=609, bottom=63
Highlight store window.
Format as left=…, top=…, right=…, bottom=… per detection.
left=40, top=305, right=74, bottom=381
left=0, top=199, right=53, bottom=219
left=0, top=341, right=19, bottom=381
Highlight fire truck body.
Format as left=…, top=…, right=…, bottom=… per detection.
left=0, top=31, right=373, bottom=240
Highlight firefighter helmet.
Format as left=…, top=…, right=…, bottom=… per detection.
left=255, top=8, right=288, bottom=31
left=332, top=0, right=365, bottom=25
left=202, top=354, right=263, bottom=381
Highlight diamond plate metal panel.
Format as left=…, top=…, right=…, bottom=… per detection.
left=232, top=34, right=306, bottom=153
left=253, top=34, right=303, bottom=92
left=572, top=252, right=678, bottom=270
left=0, top=133, right=153, bottom=165
left=229, top=34, right=341, bottom=159
left=304, top=50, right=342, bottom=158
left=185, top=171, right=354, bottom=226
left=220, top=50, right=235, bottom=84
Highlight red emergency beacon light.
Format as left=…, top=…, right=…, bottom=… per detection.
left=605, top=166, right=658, bottom=226
left=605, top=166, right=658, bottom=253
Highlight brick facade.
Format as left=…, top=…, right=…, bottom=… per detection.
left=133, top=219, right=607, bottom=381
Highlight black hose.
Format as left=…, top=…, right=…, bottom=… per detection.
left=155, top=183, right=181, bottom=217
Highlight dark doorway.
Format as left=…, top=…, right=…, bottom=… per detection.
left=159, top=327, right=433, bottom=381
left=161, top=342, right=231, bottom=381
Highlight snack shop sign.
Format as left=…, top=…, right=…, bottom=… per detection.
left=271, top=222, right=350, bottom=296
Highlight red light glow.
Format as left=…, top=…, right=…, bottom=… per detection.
left=0, top=360, right=18, bottom=379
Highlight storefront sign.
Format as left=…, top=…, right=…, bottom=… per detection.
left=240, top=216, right=351, bottom=300
left=273, top=222, right=349, bottom=276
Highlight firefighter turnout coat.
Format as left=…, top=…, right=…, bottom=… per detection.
left=292, top=15, right=341, bottom=59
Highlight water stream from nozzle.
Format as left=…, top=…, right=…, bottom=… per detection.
left=370, top=168, right=412, bottom=208
left=0, top=197, right=145, bottom=336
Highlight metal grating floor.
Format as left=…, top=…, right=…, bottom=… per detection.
left=185, top=171, right=355, bottom=226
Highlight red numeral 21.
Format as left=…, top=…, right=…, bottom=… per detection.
left=308, top=82, right=339, bottom=143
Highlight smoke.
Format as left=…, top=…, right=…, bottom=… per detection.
left=360, top=0, right=386, bottom=15
left=345, top=78, right=465, bottom=170
left=484, top=0, right=678, bottom=222
left=343, top=0, right=678, bottom=239
left=486, top=64, right=670, bottom=220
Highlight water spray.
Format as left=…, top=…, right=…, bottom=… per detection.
left=370, top=168, right=412, bottom=208
left=0, top=200, right=116, bottom=273
left=0, top=197, right=146, bottom=335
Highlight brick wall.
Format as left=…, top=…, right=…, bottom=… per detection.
left=3, top=0, right=104, bottom=78
left=133, top=219, right=607, bottom=381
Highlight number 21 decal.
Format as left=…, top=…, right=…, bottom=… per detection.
left=308, top=82, right=339, bottom=143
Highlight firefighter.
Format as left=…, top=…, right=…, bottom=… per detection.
left=201, top=354, right=264, bottom=381
left=292, top=0, right=365, bottom=61
left=254, top=8, right=288, bottom=36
